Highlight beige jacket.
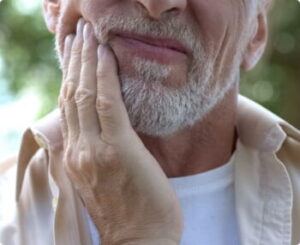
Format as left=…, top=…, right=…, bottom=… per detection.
left=0, top=95, right=300, bottom=245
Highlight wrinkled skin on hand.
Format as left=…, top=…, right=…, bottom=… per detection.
left=58, top=18, right=183, bottom=245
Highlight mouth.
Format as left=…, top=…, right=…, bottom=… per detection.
left=110, top=31, right=189, bottom=65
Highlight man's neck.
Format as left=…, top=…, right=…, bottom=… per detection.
left=138, top=85, right=238, bottom=178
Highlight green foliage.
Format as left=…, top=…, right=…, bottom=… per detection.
left=0, top=0, right=61, bottom=117
left=0, top=0, right=299, bottom=126
left=241, top=0, right=300, bottom=127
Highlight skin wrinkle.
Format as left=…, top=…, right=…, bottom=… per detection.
left=38, top=4, right=277, bottom=240
left=73, top=13, right=239, bottom=136
left=46, top=0, right=271, bottom=178
left=37, top=11, right=275, bottom=244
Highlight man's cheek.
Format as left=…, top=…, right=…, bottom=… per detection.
left=109, top=39, right=137, bottom=79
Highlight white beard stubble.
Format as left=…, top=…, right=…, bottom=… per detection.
left=56, top=14, right=240, bottom=136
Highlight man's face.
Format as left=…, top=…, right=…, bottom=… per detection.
left=54, top=0, right=257, bottom=136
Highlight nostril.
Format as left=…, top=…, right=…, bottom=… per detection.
left=165, top=7, right=180, bottom=16
left=134, top=1, right=162, bottom=20
left=167, top=7, right=179, bottom=13
left=134, top=0, right=184, bottom=19
left=134, top=1, right=148, bottom=13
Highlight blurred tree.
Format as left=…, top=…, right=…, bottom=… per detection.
left=0, top=0, right=61, bottom=117
left=0, top=0, right=299, bottom=127
left=241, top=0, right=300, bottom=127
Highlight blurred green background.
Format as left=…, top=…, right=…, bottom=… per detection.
left=0, top=0, right=299, bottom=160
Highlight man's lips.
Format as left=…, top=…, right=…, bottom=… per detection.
left=110, top=31, right=189, bottom=64
left=113, top=31, right=188, bottom=54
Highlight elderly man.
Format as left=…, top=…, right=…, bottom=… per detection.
left=1, top=0, right=300, bottom=244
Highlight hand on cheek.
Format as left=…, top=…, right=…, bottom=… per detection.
left=58, top=18, right=183, bottom=245
left=59, top=18, right=131, bottom=146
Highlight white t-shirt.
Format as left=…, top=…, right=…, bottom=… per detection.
left=86, top=154, right=241, bottom=245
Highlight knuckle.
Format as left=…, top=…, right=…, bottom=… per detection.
left=64, top=78, right=75, bottom=84
left=63, top=148, right=74, bottom=173
left=60, top=82, right=68, bottom=99
left=62, top=69, right=68, bottom=80
left=77, top=151, right=93, bottom=171
left=74, top=87, right=96, bottom=105
left=71, top=47, right=82, bottom=57
left=71, top=40, right=83, bottom=56
left=63, top=81, right=76, bottom=100
left=58, top=95, right=64, bottom=108
left=96, top=96, right=114, bottom=113
left=63, top=143, right=98, bottom=185
left=63, top=141, right=124, bottom=186
left=64, top=145, right=86, bottom=170
left=95, top=145, right=123, bottom=177
left=64, top=145, right=74, bottom=162
left=101, top=145, right=119, bottom=164
left=81, top=46, right=95, bottom=63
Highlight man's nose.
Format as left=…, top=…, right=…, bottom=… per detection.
left=134, top=0, right=187, bottom=19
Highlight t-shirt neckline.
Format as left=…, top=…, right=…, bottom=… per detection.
left=168, top=150, right=236, bottom=196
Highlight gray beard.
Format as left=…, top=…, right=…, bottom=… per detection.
left=120, top=57, right=236, bottom=136
left=56, top=14, right=240, bottom=136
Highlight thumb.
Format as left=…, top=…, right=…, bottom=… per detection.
left=96, top=45, right=132, bottom=144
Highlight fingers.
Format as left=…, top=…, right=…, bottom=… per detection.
left=63, top=19, right=85, bottom=142
left=96, top=45, right=132, bottom=144
left=59, top=34, right=75, bottom=142
left=60, top=18, right=133, bottom=147
left=61, top=35, right=74, bottom=83
left=75, top=22, right=101, bottom=136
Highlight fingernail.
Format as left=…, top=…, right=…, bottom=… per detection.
left=64, top=35, right=69, bottom=47
left=65, top=34, right=74, bottom=49
left=76, top=18, right=84, bottom=37
left=64, top=36, right=69, bottom=56
left=66, top=82, right=75, bottom=100
left=97, top=45, right=107, bottom=59
left=63, top=35, right=73, bottom=59
left=83, top=23, right=92, bottom=41
left=76, top=19, right=81, bottom=33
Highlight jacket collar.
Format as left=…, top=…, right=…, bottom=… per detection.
left=237, top=96, right=287, bottom=153
left=233, top=96, right=297, bottom=244
left=16, top=95, right=299, bottom=200
left=28, top=95, right=299, bottom=154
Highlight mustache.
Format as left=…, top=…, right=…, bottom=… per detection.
left=93, top=14, right=201, bottom=57
left=56, top=13, right=204, bottom=69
